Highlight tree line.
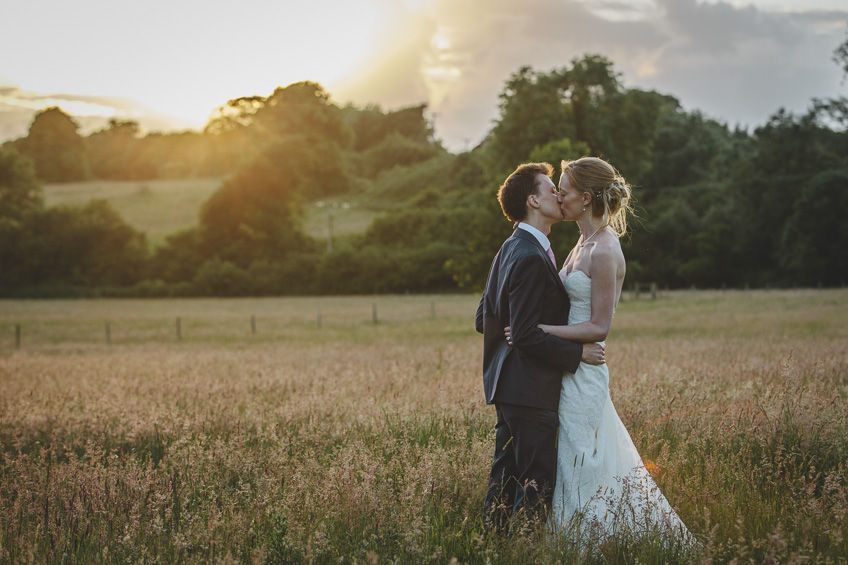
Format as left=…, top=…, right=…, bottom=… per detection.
left=1, top=47, right=846, bottom=297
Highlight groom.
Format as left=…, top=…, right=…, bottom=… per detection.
left=475, top=162, right=605, bottom=533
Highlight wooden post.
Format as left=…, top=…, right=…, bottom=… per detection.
left=327, top=208, right=334, bottom=253
left=251, top=315, right=256, bottom=335
left=176, top=317, right=182, bottom=341
left=633, top=282, right=640, bottom=300
left=106, top=322, right=111, bottom=345
left=15, top=324, right=21, bottom=350
left=317, top=309, right=322, bottom=329
left=650, top=283, right=657, bottom=300
left=372, top=303, right=378, bottom=324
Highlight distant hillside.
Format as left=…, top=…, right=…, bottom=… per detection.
left=43, top=178, right=222, bottom=248
left=42, top=178, right=380, bottom=248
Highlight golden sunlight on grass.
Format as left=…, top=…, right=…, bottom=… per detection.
left=0, top=289, right=846, bottom=562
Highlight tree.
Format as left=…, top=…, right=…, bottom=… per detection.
left=834, top=32, right=848, bottom=78
left=196, top=135, right=351, bottom=267
left=359, top=133, right=441, bottom=178
left=643, top=109, right=740, bottom=190
left=346, top=104, right=433, bottom=151
left=489, top=66, right=573, bottom=168
left=487, top=56, right=674, bottom=184
left=0, top=148, right=42, bottom=293
left=562, top=54, right=623, bottom=151
left=208, top=82, right=354, bottom=149
left=86, top=120, right=141, bottom=179
left=0, top=147, right=42, bottom=223
left=7, top=200, right=148, bottom=292
left=17, top=107, right=88, bottom=182
left=780, top=169, right=848, bottom=286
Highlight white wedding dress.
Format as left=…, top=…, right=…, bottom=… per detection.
left=551, top=269, right=692, bottom=542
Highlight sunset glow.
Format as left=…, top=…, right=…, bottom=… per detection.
left=1, top=0, right=845, bottom=149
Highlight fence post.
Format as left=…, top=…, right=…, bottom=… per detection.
left=15, top=324, right=20, bottom=350
left=106, top=322, right=111, bottom=345
left=633, top=282, right=640, bottom=300
left=251, top=315, right=256, bottom=335
left=650, top=283, right=657, bottom=300
left=372, top=303, right=378, bottom=324
left=176, top=317, right=182, bottom=341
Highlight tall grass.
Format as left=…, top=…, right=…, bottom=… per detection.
left=1, top=289, right=846, bottom=563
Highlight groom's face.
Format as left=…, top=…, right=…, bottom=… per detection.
left=531, top=174, right=564, bottom=222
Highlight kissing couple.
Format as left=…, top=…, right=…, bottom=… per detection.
left=476, top=157, right=692, bottom=542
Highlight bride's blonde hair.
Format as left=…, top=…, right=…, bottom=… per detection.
left=561, top=157, right=633, bottom=236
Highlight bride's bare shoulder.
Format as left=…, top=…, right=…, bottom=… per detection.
left=587, top=230, right=621, bottom=255
left=587, top=231, right=625, bottom=270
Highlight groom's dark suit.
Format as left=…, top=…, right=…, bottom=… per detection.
left=476, top=227, right=583, bottom=529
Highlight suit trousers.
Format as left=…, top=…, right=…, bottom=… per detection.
left=483, top=402, right=558, bottom=533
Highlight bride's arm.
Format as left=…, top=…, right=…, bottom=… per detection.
left=537, top=246, right=618, bottom=342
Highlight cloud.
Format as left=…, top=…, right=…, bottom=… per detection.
left=3, top=0, right=845, bottom=151
left=638, top=1, right=848, bottom=127
left=0, top=86, right=201, bottom=142
left=332, top=6, right=436, bottom=109
left=337, top=0, right=847, bottom=150
left=655, top=0, right=802, bottom=54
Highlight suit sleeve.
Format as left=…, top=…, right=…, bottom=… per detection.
left=508, top=254, right=583, bottom=374
left=475, top=294, right=485, bottom=334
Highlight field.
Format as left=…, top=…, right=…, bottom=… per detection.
left=42, top=180, right=378, bottom=248
left=1, top=289, right=847, bottom=563
left=43, top=178, right=223, bottom=248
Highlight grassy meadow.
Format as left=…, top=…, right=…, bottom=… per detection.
left=43, top=179, right=379, bottom=248
left=43, top=178, right=223, bottom=248
left=1, top=289, right=847, bottom=563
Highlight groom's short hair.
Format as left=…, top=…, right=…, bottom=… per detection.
left=498, top=162, right=554, bottom=222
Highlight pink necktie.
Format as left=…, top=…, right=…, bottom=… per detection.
left=546, top=247, right=556, bottom=268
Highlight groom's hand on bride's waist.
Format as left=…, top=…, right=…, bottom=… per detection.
left=581, top=343, right=605, bottom=365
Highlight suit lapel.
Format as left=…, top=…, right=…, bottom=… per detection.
left=512, top=229, right=567, bottom=298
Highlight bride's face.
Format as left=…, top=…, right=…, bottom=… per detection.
left=558, top=173, right=588, bottom=221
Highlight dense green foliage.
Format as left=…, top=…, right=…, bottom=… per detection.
left=1, top=48, right=846, bottom=297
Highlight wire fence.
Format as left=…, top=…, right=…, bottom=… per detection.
left=4, top=297, right=476, bottom=351
left=5, top=284, right=823, bottom=351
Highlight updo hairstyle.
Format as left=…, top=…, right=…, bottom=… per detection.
left=561, top=157, right=633, bottom=236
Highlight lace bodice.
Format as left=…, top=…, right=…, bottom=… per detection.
left=561, top=269, right=592, bottom=326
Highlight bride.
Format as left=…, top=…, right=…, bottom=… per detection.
left=507, top=157, right=693, bottom=543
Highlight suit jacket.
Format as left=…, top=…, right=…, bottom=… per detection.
left=475, top=228, right=583, bottom=411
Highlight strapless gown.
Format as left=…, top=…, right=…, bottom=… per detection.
left=551, top=269, right=692, bottom=542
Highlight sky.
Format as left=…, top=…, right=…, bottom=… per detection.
left=1, top=0, right=846, bottom=152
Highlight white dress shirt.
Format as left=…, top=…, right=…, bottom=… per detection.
left=517, top=222, right=552, bottom=253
